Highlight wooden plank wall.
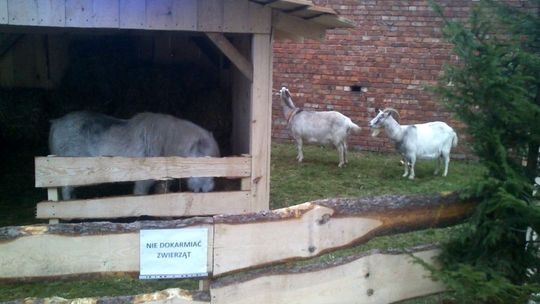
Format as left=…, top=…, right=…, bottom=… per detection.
left=230, top=35, right=251, bottom=155
left=0, top=34, right=68, bottom=88
left=0, top=0, right=271, bottom=34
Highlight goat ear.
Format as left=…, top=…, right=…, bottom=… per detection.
left=285, top=90, right=291, bottom=98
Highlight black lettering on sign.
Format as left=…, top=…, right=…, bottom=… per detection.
left=157, top=251, right=192, bottom=259
left=159, top=241, right=202, bottom=248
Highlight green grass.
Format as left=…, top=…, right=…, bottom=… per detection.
left=0, top=142, right=486, bottom=302
left=271, top=142, right=484, bottom=208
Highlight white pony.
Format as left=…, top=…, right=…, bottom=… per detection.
left=49, top=111, right=220, bottom=199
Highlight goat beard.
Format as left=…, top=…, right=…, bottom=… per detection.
left=370, top=128, right=381, bottom=137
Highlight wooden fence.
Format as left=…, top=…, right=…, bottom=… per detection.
left=0, top=192, right=478, bottom=303
left=35, top=156, right=253, bottom=221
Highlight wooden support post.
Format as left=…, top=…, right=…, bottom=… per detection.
left=47, top=187, right=59, bottom=224
left=199, top=279, right=210, bottom=291
left=249, top=33, right=272, bottom=212
left=241, top=178, right=251, bottom=191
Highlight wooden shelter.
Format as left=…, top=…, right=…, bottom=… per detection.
left=0, top=0, right=354, bottom=221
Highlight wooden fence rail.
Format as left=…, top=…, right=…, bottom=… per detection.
left=35, top=156, right=251, bottom=187
left=6, top=246, right=443, bottom=304
left=0, top=192, right=478, bottom=303
left=34, top=156, right=253, bottom=220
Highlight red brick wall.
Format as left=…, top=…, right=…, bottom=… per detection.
left=271, top=0, right=488, bottom=159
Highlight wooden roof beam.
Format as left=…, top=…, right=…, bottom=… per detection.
left=205, top=33, right=253, bottom=82
left=272, top=11, right=326, bottom=41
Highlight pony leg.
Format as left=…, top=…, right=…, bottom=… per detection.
left=61, top=186, right=75, bottom=200
left=134, top=180, right=155, bottom=195
left=296, top=138, right=304, bottom=162
left=402, top=163, right=409, bottom=177
left=154, top=180, right=170, bottom=194
left=401, top=157, right=409, bottom=177
left=408, top=157, right=416, bottom=180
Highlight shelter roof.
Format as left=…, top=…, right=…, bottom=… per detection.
left=252, top=0, right=355, bottom=29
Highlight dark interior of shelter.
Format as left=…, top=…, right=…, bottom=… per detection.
left=0, top=32, right=239, bottom=224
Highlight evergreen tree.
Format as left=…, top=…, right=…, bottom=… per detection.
left=422, top=1, right=540, bottom=302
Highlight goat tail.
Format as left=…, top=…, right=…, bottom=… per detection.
left=348, top=121, right=362, bottom=134
left=452, top=132, right=458, bottom=147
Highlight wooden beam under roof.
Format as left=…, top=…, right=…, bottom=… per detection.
left=205, top=33, right=253, bottom=82
left=250, top=0, right=355, bottom=33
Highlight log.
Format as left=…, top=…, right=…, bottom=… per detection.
left=0, top=218, right=213, bottom=282
left=6, top=288, right=210, bottom=304
left=0, top=192, right=477, bottom=282
left=211, top=245, right=445, bottom=304
left=212, top=191, right=477, bottom=275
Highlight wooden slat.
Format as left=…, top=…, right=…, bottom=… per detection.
left=0, top=0, right=7, bottom=24
left=36, top=191, right=251, bottom=220
left=35, top=156, right=251, bottom=188
left=0, top=218, right=213, bottom=281
left=92, top=0, right=120, bottom=28
left=212, top=192, right=477, bottom=276
left=119, top=0, right=146, bottom=28
left=6, top=0, right=37, bottom=25
left=211, top=247, right=444, bottom=304
left=197, top=0, right=223, bottom=32
left=6, top=0, right=65, bottom=26
left=249, top=33, right=272, bottom=212
left=205, top=32, right=253, bottom=81
left=65, top=0, right=94, bottom=28
left=146, top=0, right=197, bottom=31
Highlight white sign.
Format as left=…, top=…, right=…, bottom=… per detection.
left=139, top=228, right=208, bottom=279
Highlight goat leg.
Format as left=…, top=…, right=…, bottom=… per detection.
left=296, top=138, right=304, bottom=162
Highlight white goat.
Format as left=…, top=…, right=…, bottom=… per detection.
left=368, top=108, right=458, bottom=179
left=279, top=87, right=361, bottom=167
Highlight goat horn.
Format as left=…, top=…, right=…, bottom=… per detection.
left=382, top=107, right=400, bottom=121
